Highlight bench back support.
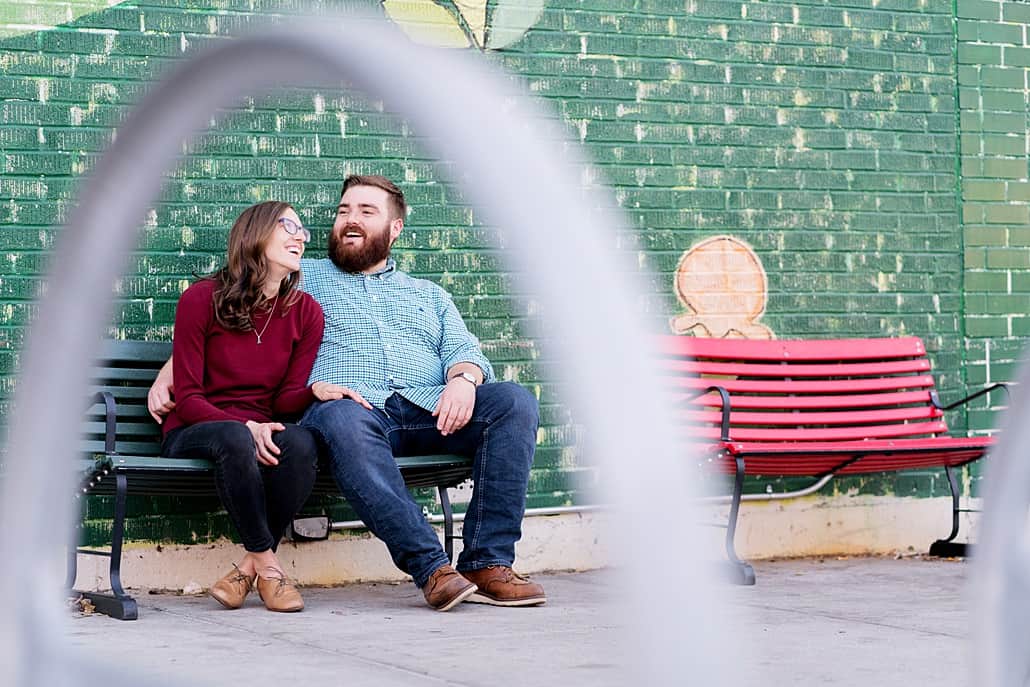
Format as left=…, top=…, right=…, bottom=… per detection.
left=656, top=336, right=951, bottom=443
left=85, top=340, right=171, bottom=457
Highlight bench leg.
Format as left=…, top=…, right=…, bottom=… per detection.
left=438, top=484, right=457, bottom=563
left=67, top=496, right=83, bottom=591
left=929, top=465, right=969, bottom=558
left=80, top=474, right=138, bottom=620
left=724, top=456, right=756, bottom=586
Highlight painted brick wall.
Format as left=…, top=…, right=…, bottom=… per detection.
left=537, top=0, right=962, bottom=363
left=1, top=1, right=1024, bottom=543
left=506, top=0, right=968, bottom=501
left=957, top=0, right=1030, bottom=439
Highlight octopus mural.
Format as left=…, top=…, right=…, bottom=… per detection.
left=670, top=235, right=775, bottom=340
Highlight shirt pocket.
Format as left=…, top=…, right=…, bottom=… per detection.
left=399, top=304, right=442, bottom=353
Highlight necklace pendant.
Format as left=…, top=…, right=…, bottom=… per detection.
left=253, top=292, right=277, bottom=345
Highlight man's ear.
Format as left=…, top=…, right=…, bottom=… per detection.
left=389, top=217, right=403, bottom=243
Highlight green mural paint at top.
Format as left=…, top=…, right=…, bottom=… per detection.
left=0, top=0, right=119, bottom=39
left=0, top=0, right=545, bottom=49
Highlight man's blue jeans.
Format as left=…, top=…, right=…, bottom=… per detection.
left=301, top=382, right=538, bottom=588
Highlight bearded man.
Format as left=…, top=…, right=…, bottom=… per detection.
left=300, top=174, right=544, bottom=611
left=152, top=175, right=545, bottom=612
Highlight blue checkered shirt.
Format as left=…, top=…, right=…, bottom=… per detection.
left=301, top=258, right=495, bottom=411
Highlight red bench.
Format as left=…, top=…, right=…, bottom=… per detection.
left=655, top=336, right=1007, bottom=585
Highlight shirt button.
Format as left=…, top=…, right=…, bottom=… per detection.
left=371, top=295, right=377, bottom=301
left=385, top=344, right=391, bottom=349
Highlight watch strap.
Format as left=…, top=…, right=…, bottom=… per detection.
left=450, top=371, right=478, bottom=386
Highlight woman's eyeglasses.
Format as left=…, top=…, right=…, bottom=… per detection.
left=278, top=217, right=311, bottom=242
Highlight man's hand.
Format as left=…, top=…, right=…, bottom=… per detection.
left=433, top=377, right=477, bottom=436
left=246, top=420, right=285, bottom=466
left=148, top=358, right=175, bottom=423
left=312, top=382, right=373, bottom=409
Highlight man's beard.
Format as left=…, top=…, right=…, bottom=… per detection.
left=329, top=225, right=393, bottom=273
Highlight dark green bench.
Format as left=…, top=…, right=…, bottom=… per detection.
left=74, top=339, right=473, bottom=620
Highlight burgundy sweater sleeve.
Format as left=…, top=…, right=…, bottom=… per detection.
left=172, top=282, right=250, bottom=425
left=272, top=295, right=325, bottom=417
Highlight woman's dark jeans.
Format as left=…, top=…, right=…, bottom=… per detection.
left=161, top=421, right=317, bottom=553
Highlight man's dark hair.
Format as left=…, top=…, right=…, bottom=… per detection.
left=340, top=174, right=407, bottom=221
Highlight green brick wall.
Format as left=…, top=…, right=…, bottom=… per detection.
left=958, top=0, right=1030, bottom=439
left=1, top=0, right=1026, bottom=544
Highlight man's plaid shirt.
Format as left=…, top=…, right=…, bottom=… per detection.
left=301, top=257, right=495, bottom=411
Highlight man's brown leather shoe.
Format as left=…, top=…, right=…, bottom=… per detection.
left=209, top=564, right=256, bottom=609
left=462, top=566, right=546, bottom=606
left=256, top=571, right=304, bottom=612
left=422, top=564, right=477, bottom=611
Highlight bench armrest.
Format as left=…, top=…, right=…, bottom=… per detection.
left=683, top=385, right=732, bottom=442
left=88, top=391, right=118, bottom=455
left=931, top=383, right=1010, bottom=412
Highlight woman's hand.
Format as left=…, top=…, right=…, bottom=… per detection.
left=245, top=420, right=285, bottom=466
left=312, top=382, right=373, bottom=409
left=147, top=358, right=175, bottom=423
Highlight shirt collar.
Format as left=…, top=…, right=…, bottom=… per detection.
left=364, top=258, right=397, bottom=279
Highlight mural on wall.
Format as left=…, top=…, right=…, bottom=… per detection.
left=0, top=0, right=112, bottom=37
left=670, top=235, right=775, bottom=340
left=0, top=1, right=544, bottom=48
left=383, top=0, right=544, bottom=50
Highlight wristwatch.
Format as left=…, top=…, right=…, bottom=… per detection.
left=450, top=371, right=479, bottom=387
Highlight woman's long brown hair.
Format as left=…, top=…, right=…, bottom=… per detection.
left=211, top=201, right=301, bottom=331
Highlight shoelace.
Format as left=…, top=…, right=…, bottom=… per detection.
left=488, top=566, right=531, bottom=584
left=262, top=571, right=292, bottom=596
left=506, top=569, right=531, bottom=583
left=228, top=564, right=252, bottom=590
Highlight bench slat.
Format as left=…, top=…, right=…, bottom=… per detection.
left=83, top=442, right=163, bottom=456
left=660, top=358, right=932, bottom=378
left=657, top=335, right=927, bottom=361
left=88, top=386, right=150, bottom=400
left=679, top=389, right=936, bottom=410
left=83, top=421, right=162, bottom=436
left=681, top=405, right=943, bottom=427
left=708, top=451, right=987, bottom=477
left=99, top=339, right=173, bottom=362
left=673, top=375, right=936, bottom=395
left=90, top=367, right=169, bottom=383
left=688, top=420, right=951, bottom=442
left=82, top=453, right=474, bottom=497
left=695, top=437, right=991, bottom=475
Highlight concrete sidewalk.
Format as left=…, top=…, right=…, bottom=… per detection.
left=66, top=556, right=971, bottom=686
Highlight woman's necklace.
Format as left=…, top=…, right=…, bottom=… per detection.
left=253, top=293, right=279, bottom=344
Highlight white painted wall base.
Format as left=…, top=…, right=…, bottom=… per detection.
left=699, top=493, right=980, bottom=559
left=72, top=494, right=979, bottom=592
left=72, top=509, right=612, bottom=592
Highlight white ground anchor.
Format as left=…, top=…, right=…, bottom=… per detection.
left=0, top=12, right=730, bottom=687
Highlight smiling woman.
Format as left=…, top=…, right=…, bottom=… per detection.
left=159, top=200, right=325, bottom=613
